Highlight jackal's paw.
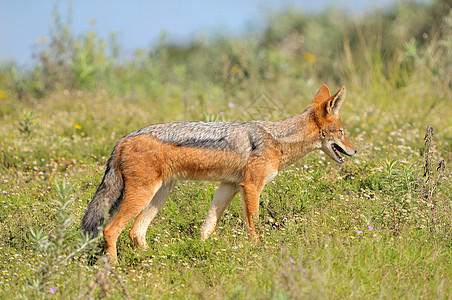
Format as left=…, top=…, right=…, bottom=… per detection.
left=248, top=233, right=260, bottom=245
left=106, top=252, right=118, bottom=265
left=200, top=223, right=217, bottom=241
left=200, top=230, right=214, bottom=241
left=129, top=234, right=148, bottom=249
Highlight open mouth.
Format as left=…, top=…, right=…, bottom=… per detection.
left=332, top=143, right=347, bottom=163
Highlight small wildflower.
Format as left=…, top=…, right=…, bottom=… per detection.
left=228, top=102, right=235, bottom=108
left=303, top=52, right=317, bottom=63
left=369, top=225, right=374, bottom=231
left=74, top=124, right=82, bottom=130
left=355, top=230, right=363, bottom=235
left=49, top=287, right=57, bottom=294
left=231, top=66, right=240, bottom=74
left=289, top=257, right=294, bottom=264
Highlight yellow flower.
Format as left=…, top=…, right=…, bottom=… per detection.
left=0, top=90, right=7, bottom=99
left=74, top=124, right=83, bottom=130
left=231, top=66, right=240, bottom=74
left=303, top=52, right=317, bottom=63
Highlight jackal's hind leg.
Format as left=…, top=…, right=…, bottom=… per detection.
left=201, top=183, right=239, bottom=240
left=129, top=180, right=175, bottom=248
left=103, top=180, right=163, bottom=264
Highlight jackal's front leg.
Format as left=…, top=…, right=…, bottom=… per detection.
left=239, top=182, right=263, bottom=240
left=201, top=183, right=239, bottom=240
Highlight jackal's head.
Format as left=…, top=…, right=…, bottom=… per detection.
left=310, top=85, right=356, bottom=164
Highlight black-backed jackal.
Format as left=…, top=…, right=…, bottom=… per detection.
left=81, top=85, right=356, bottom=263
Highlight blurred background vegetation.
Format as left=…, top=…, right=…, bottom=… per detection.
left=0, top=0, right=450, bottom=103
left=0, top=0, right=451, bottom=171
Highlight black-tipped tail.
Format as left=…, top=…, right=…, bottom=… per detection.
left=81, top=151, right=123, bottom=237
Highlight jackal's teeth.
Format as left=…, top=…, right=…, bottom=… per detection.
left=332, top=144, right=344, bottom=162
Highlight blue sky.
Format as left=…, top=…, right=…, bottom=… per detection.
left=1, top=0, right=400, bottom=65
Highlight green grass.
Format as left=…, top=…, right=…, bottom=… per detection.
left=0, top=104, right=450, bottom=298
left=0, top=1, right=451, bottom=298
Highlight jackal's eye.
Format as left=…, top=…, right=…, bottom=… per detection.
left=340, top=129, right=344, bottom=135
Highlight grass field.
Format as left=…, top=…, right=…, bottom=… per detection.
left=0, top=1, right=451, bottom=299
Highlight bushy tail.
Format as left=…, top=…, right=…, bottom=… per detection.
left=81, top=146, right=123, bottom=237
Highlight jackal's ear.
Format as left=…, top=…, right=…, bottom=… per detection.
left=312, top=84, right=331, bottom=104
left=327, top=86, right=346, bottom=115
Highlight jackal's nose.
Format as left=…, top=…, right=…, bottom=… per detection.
left=348, top=149, right=357, bottom=156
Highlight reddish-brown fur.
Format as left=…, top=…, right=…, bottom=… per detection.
left=104, top=135, right=252, bottom=261
left=104, top=136, right=282, bottom=261
left=96, top=85, right=356, bottom=263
